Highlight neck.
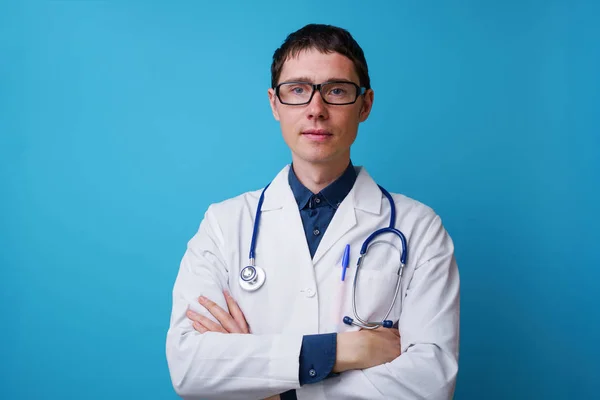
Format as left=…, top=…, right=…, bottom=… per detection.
left=291, top=156, right=351, bottom=194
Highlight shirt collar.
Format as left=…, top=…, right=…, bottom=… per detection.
left=288, top=161, right=357, bottom=210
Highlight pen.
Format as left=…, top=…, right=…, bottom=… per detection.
left=332, top=244, right=351, bottom=331
left=341, top=244, right=350, bottom=281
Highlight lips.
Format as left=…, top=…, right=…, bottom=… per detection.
left=302, top=129, right=332, bottom=136
left=302, top=129, right=333, bottom=142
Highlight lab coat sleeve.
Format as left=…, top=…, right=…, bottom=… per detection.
left=165, top=206, right=304, bottom=400
left=325, top=214, right=460, bottom=400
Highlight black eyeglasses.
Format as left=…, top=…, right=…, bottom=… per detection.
left=274, top=81, right=366, bottom=105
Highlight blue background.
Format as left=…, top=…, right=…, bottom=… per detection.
left=1, top=1, right=599, bottom=399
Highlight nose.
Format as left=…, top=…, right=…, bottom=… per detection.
left=306, top=89, right=329, bottom=120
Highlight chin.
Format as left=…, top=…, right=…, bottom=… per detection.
left=294, top=150, right=339, bottom=165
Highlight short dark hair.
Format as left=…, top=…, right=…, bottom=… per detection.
left=270, top=24, right=370, bottom=90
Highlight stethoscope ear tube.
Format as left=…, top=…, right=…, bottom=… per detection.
left=360, top=227, right=407, bottom=265
left=345, top=226, right=407, bottom=329
left=343, top=186, right=407, bottom=329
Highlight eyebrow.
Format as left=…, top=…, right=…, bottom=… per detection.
left=280, top=76, right=356, bottom=84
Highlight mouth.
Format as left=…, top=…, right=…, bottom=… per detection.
left=302, top=129, right=333, bottom=142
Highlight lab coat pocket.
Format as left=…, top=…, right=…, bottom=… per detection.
left=347, top=266, right=404, bottom=326
left=356, top=237, right=405, bottom=278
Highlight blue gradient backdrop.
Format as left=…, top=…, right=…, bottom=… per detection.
left=1, top=1, right=598, bottom=399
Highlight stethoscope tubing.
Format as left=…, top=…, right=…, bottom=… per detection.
left=240, top=182, right=408, bottom=330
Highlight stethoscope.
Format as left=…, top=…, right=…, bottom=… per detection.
left=239, top=183, right=407, bottom=330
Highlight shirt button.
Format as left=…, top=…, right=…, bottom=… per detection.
left=313, top=228, right=320, bottom=236
left=305, top=288, right=315, bottom=297
left=314, top=197, right=321, bottom=204
left=308, top=368, right=317, bottom=377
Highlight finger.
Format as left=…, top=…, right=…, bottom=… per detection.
left=192, top=321, right=208, bottom=334
left=198, top=296, right=242, bottom=333
left=186, top=309, right=227, bottom=333
left=224, top=291, right=250, bottom=334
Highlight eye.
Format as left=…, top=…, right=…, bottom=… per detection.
left=291, top=86, right=305, bottom=94
left=326, top=85, right=350, bottom=96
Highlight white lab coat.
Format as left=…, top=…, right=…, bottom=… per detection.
left=166, top=165, right=460, bottom=400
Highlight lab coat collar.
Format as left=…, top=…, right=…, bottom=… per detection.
left=288, top=160, right=357, bottom=210
left=260, top=164, right=383, bottom=264
left=260, top=164, right=382, bottom=215
left=351, top=165, right=383, bottom=215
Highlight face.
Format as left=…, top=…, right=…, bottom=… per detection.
left=268, top=49, right=374, bottom=167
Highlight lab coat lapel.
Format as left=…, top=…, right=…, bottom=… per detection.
left=261, top=165, right=313, bottom=269
left=312, top=166, right=382, bottom=265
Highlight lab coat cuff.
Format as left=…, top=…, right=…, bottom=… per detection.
left=269, top=333, right=304, bottom=387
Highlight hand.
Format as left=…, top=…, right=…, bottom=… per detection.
left=186, top=290, right=249, bottom=334
left=333, top=327, right=401, bottom=373
left=188, top=297, right=279, bottom=399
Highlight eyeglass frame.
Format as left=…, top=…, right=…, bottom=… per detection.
left=274, top=80, right=367, bottom=106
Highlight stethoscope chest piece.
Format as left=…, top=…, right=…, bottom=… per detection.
left=239, top=265, right=266, bottom=291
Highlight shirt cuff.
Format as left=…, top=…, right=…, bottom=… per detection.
left=298, top=333, right=337, bottom=385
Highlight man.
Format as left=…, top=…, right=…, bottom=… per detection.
left=166, top=24, right=460, bottom=400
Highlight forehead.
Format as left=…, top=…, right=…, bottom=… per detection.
left=278, top=48, right=360, bottom=83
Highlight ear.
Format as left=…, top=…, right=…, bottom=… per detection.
left=268, top=88, right=280, bottom=121
left=358, top=89, right=374, bottom=122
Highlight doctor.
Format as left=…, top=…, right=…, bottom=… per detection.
left=166, top=24, right=460, bottom=400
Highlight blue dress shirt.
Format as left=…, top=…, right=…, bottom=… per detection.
left=280, top=161, right=357, bottom=400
